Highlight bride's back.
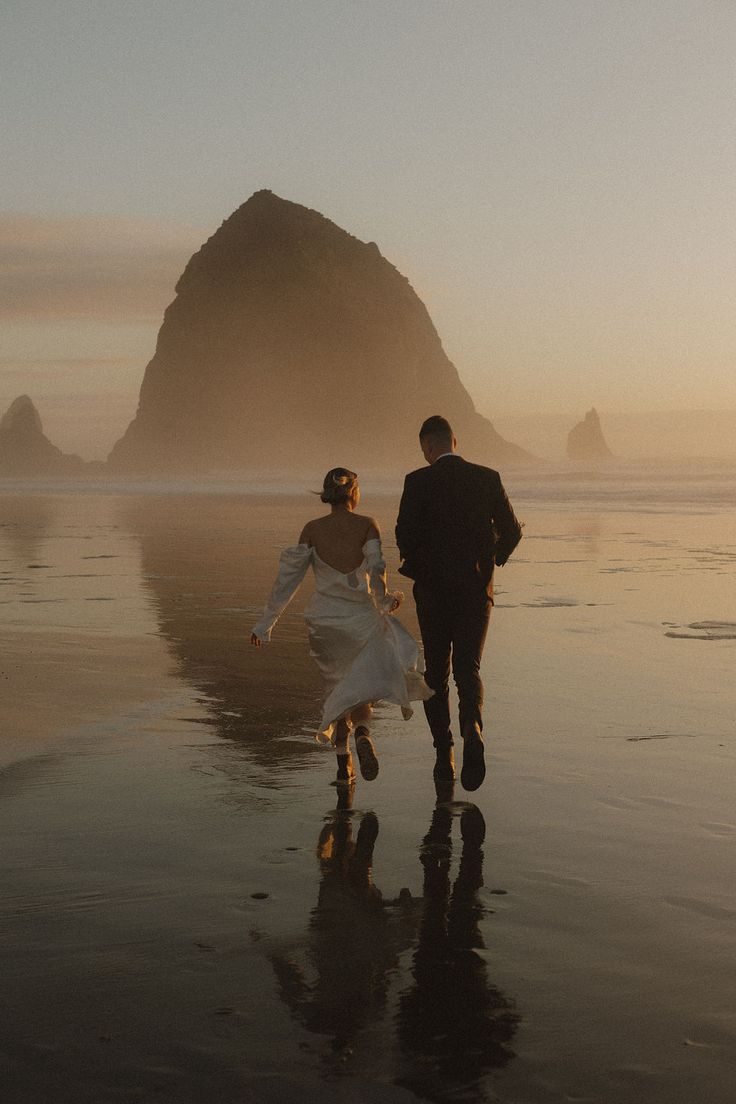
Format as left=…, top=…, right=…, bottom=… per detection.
left=302, top=511, right=379, bottom=574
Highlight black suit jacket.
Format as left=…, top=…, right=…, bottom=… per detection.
left=395, top=456, right=522, bottom=600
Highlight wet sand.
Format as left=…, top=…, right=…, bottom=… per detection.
left=1, top=475, right=735, bottom=1103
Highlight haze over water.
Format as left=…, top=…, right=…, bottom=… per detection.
left=1, top=465, right=734, bottom=1102
left=3, top=3, right=736, bottom=460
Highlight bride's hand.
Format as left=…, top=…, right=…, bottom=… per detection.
left=250, top=632, right=262, bottom=647
left=389, top=591, right=404, bottom=612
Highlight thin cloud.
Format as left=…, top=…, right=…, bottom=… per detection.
left=0, top=213, right=204, bottom=321
left=0, top=357, right=143, bottom=393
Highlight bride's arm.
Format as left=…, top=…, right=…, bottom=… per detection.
left=364, top=527, right=403, bottom=613
left=251, top=544, right=312, bottom=644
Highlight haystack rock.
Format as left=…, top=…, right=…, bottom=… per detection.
left=109, top=190, right=530, bottom=474
left=0, top=395, right=87, bottom=477
left=566, top=408, right=614, bottom=462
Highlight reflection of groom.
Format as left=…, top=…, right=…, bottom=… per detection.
left=396, top=416, right=523, bottom=790
left=396, top=795, right=519, bottom=1098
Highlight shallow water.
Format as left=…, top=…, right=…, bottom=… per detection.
left=1, top=469, right=735, bottom=1103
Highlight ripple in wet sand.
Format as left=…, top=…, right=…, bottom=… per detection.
left=522, top=597, right=579, bottom=608
left=664, top=896, right=736, bottom=921
left=700, top=822, right=736, bottom=837
left=627, top=733, right=698, bottom=742
left=665, top=621, right=736, bottom=641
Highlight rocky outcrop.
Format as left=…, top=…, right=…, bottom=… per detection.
left=109, top=190, right=530, bottom=474
left=566, top=408, right=613, bottom=463
left=0, top=395, right=87, bottom=477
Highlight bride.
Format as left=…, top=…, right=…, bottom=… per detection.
left=251, top=467, right=432, bottom=785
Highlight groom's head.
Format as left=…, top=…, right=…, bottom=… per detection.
left=419, top=415, right=456, bottom=465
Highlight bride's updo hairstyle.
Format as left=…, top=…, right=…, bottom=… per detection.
left=318, top=467, right=358, bottom=505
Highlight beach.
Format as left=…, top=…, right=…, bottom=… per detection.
left=1, top=466, right=735, bottom=1103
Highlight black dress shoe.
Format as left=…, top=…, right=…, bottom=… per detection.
left=460, top=723, right=486, bottom=792
left=433, top=745, right=456, bottom=782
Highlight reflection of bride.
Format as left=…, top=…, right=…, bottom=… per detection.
left=267, top=794, right=420, bottom=1066
left=251, top=467, right=432, bottom=783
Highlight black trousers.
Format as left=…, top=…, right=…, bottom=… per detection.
left=413, top=582, right=492, bottom=749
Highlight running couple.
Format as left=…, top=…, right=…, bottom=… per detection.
left=251, top=415, right=523, bottom=792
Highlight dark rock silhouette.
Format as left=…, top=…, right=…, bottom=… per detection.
left=109, top=190, right=530, bottom=474
left=566, top=407, right=613, bottom=463
left=0, top=396, right=87, bottom=477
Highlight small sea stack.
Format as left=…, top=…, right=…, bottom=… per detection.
left=566, top=408, right=614, bottom=463
left=0, top=395, right=88, bottom=477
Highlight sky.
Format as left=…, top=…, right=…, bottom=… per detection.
left=2, top=0, right=735, bottom=458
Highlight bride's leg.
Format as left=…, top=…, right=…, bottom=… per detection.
left=351, top=703, right=372, bottom=730
left=353, top=705, right=379, bottom=781
left=335, top=716, right=351, bottom=750
left=334, top=718, right=355, bottom=785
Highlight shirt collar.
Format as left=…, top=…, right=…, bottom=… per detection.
left=434, top=452, right=461, bottom=463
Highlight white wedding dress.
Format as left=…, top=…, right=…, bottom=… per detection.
left=252, top=538, right=432, bottom=743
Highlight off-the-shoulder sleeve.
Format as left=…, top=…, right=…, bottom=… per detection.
left=252, top=544, right=312, bottom=642
left=364, top=538, right=401, bottom=613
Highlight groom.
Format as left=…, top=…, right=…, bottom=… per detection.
left=396, top=415, right=523, bottom=790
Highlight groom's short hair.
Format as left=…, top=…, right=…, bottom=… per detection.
left=419, top=415, right=453, bottom=445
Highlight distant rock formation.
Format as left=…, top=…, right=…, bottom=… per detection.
left=0, top=395, right=87, bottom=477
left=109, top=190, right=530, bottom=474
left=566, top=408, right=613, bottom=463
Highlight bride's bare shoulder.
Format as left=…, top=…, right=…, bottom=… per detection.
left=354, top=513, right=381, bottom=539
left=298, top=518, right=320, bottom=544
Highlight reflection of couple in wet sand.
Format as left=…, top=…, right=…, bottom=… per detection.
left=266, top=787, right=519, bottom=1093
left=252, top=415, right=522, bottom=791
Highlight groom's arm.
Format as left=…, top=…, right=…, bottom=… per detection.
left=491, top=472, right=523, bottom=566
left=395, top=472, right=423, bottom=578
